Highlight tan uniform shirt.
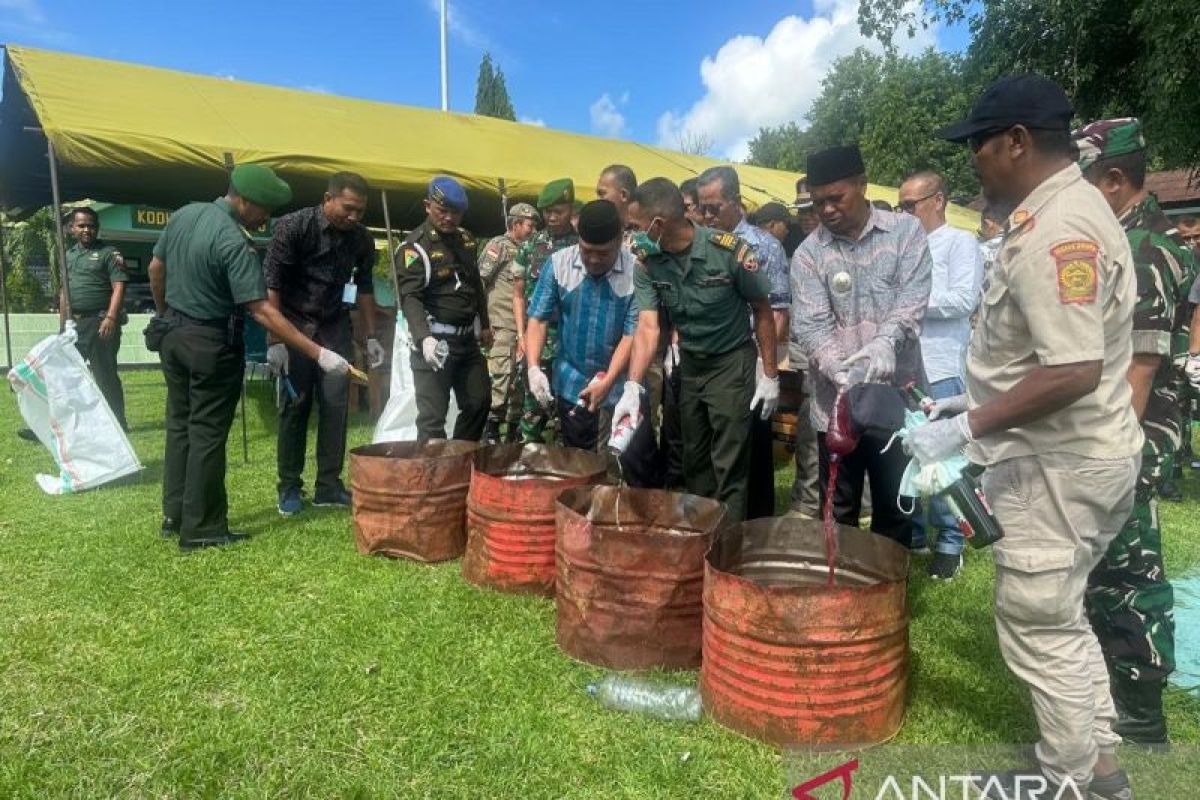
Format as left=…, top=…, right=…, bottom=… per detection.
left=967, top=163, right=1143, bottom=464
left=478, top=233, right=520, bottom=332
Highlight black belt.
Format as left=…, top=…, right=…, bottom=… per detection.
left=681, top=340, right=754, bottom=361
left=166, top=307, right=232, bottom=330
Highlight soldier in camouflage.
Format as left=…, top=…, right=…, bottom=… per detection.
left=1074, top=117, right=1198, bottom=748
left=512, top=178, right=579, bottom=443
left=479, top=203, right=540, bottom=443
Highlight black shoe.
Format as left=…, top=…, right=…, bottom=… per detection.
left=160, top=517, right=180, bottom=538
left=1089, top=769, right=1133, bottom=800
left=313, top=487, right=351, bottom=508
left=1112, top=676, right=1170, bottom=750
left=1156, top=479, right=1183, bottom=502
left=928, top=551, right=963, bottom=580
left=179, top=532, right=250, bottom=552
left=16, top=427, right=38, bottom=442
left=483, top=420, right=501, bottom=445
left=973, top=767, right=1084, bottom=799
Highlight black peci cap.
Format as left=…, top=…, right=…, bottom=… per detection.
left=577, top=199, right=622, bottom=244
left=938, top=74, right=1073, bottom=143
left=806, top=144, right=866, bottom=187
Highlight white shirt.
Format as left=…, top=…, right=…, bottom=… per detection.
left=921, top=223, right=984, bottom=383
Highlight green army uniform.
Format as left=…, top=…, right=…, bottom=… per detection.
left=513, top=178, right=578, bottom=444
left=1076, top=118, right=1198, bottom=744
left=156, top=197, right=272, bottom=545
left=633, top=225, right=769, bottom=522
left=66, top=239, right=129, bottom=429
left=397, top=219, right=491, bottom=441
left=479, top=232, right=523, bottom=441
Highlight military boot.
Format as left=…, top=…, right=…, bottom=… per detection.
left=483, top=418, right=502, bottom=445
left=1112, top=675, right=1170, bottom=751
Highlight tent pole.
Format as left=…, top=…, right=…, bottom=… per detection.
left=380, top=190, right=399, bottom=302
left=0, top=218, right=14, bottom=369
left=498, top=178, right=509, bottom=227
left=46, top=139, right=72, bottom=328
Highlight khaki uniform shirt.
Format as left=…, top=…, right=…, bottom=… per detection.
left=967, top=164, right=1143, bottom=464
left=478, top=233, right=521, bottom=332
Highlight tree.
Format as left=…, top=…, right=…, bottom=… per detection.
left=1, top=209, right=54, bottom=312
left=746, top=49, right=979, bottom=198
left=676, top=130, right=715, bottom=156
left=857, top=0, right=1200, bottom=169
left=473, top=53, right=516, bottom=121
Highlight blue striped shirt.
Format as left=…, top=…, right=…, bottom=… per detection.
left=527, top=245, right=638, bottom=407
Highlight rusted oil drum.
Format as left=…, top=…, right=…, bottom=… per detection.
left=555, top=485, right=727, bottom=670
left=349, top=440, right=480, bottom=561
left=701, top=518, right=910, bottom=748
left=464, top=444, right=608, bottom=596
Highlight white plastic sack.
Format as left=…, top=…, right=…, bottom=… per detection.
left=7, top=323, right=142, bottom=494
left=372, top=313, right=458, bottom=443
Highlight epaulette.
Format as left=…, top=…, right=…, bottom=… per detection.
left=709, top=231, right=739, bottom=251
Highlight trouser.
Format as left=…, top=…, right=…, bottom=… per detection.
left=660, top=361, right=684, bottom=489
left=555, top=396, right=663, bottom=489
left=788, top=369, right=819, bottom=516
left=73, top=312, right=127, bottom=429
left=1086, top=468, right=1176, bottom=685
left=277, top=320, right=351, bottom=497
left=910, top=376, right=966, bottom=555
left=486, top=327, right=521, bottom=435
left=747, top=414, right=775, bottom=519
left=817, top=428, right=910, bottom=546
left=411, top=333, right=490, bottom=441
left=160, top=320, right=243, bottom=542
left=680, top=343, right=755, bottom=522
left=983, top=452, right=1138, bottom=788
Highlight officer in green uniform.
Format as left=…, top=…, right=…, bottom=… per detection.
left=615, top=177, right=780, bottom=522
left=513, top=178, right=579, bottom=443
left=148, top=165, right=350, bottom=551
left=1074, top=117, right=1197, bottom=747
left=396, top=176, right=491, bottom=441
left=64, top=207, right=129, bottom=430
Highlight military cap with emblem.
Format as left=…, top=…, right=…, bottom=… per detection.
left=507, top=202, right=541, bottom=224
left=231, top=164, right=292, bottom=209
left=537, top=178, right=574, bottom=210
left=428, top=175, right=469, bottom=212
left=1071, top=118, right=1145, bottom=172
left=806, top=145, right=866, bottom=187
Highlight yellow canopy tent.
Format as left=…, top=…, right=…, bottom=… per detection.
left=0, top=45, right=977, bottom=233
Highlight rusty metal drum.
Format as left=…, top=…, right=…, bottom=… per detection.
left=701, top=518, right=911, bottom=748
left=555, top=485, right=727, bottom=670
left=464, top=444, right=608, bottom=597
left=349, top=440, right=480, bottom=562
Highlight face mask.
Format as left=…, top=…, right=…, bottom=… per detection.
left=630, top=218, right=663, bottom=258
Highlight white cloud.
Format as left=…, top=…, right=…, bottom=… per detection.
left=590, top=93, right=628, bottom=138
left=656, top=0, right=937, bottom=160
left=0, top=0, right=45, bottom=25
left=519, top=116, right=547, bottom=128
left=425, top=0, right=493, bottom=52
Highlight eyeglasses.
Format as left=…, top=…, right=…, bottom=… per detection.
left=698, top=203, right=725, bottom=217
left=897, top=191, right=941, bottom=213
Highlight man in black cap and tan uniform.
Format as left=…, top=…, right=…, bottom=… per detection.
left=791, top=144, right=932, bottom=545
left=397, top=176, right=492, bottom=441
left=148, top=164, right=351, bottom=551
left=909, top=75, right=1141, bottom=800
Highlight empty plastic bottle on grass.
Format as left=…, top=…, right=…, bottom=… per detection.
left=586, top=674, right=702, bottom=722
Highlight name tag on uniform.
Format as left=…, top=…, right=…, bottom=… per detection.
left=342, top=283, right=358, bottom=305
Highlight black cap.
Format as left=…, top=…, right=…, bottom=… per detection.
left=752, top=202, right=791, bottom=225
left=938, top=74, right=1073, bottom=143
left=577, top=199, right=622, bottom=244
left=806, top=144, right=866, bottom=187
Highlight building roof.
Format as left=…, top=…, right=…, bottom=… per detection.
left=1146, top=169, right=1200, bottom=206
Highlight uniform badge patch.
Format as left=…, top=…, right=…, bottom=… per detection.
left=1010, top=209, right=1036, bottom=234
left=403, top=249, right=419, bottom=269
left=710, top=232, right=737, bottom=250
left=485, top=242, right=501, bottom=259
left=1051, top=240, right=1100, bottom=305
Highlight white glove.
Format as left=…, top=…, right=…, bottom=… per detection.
left=751, top=371, right=780, bottom=421
left=1186, top=354, right=1200, bottom=390
left=927, top=393, right=969, bottom=420
left=527, top=365, right=553, bottom=407
left=316, top=347, right=350, bottom=376
left=904, top=414, right=974, bottom=465
left=663, top=342, right=680, bottom=379
left=267, top=342, right=289, bottom=375
left=611, top=380, right=645, bottom=437
left=843, top=337, right=896, bottom=383
left=366, top=337, right=386, bottom=369
left=421, top=336, right=445, bottom=371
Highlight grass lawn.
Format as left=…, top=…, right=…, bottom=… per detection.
left=1, top=369, right=1198, bottom=798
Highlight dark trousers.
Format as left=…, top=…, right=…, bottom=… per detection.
left=277, top=344, right=351, bottom=497
left=817, top=429, right=911, bottom=546
left=660, top=365, right=684, bottom=489
left=680, top=343, right=755, bottom=522
left=746, top=414, right=775, bottom=519
left=73, top=312, right=127, bottom=429
left=411, top=335, right=490, bottom=441
left=555, top=396, right=663, bottom=489
left=161, top=323, right=243, bottom=541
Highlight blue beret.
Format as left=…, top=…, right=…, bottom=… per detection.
left=428, top=176, right=468, bottom=212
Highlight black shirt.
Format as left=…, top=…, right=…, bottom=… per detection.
left=263, top=205, right=375, bottom=334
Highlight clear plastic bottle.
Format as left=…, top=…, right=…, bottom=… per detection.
left=586, top=674, right=702, bottom=722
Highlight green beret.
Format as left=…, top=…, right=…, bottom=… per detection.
left=537, top=178, right=574, bottom=210
left=1072, top=118, right=1145, bottom=172
left=230, top=164, right=292, bottom=209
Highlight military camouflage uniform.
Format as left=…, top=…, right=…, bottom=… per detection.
left=479, top=232, right=523, bottom=440
left=1084, top=193, right=1195, bottom=689
left=513, top=228, right=578, bottom=443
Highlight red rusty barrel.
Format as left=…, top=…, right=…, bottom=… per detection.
left=464, top=444, right=608, bottom=596
left=555, top=485, right=727, bottom=670
left=349, top=440, right=479, bottom=561
left=701, top=518, right=910, bottom=748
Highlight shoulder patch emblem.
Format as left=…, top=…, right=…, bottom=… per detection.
left=733, top=241, right=759, bottom=272
left=710, top=231, right=738, bottom=250
left=403, top=248, right=419, bottom=269
left=485, top=242, right=501, bottom=259
left=1051, top=240, right=1100, bottom=305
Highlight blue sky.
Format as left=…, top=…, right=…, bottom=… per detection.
left=1, top=0, right=969, bottom=160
